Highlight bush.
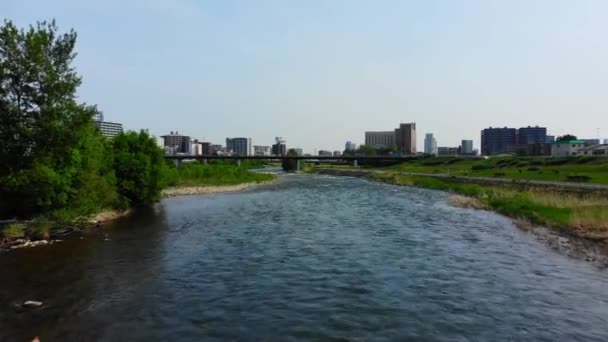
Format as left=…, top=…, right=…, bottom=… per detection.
left=575, top=156, right=597, bottom=164
left=3, top=223, right=25, bottom=238
left=112, top=131, right=168, bottom=207
left=527, top=167, right=540, bottom=172
left=31, top=218, right=53, bottom=239
left=493, top=172, right=506, bottom=177
left=545, top=158, right=570, bottom=166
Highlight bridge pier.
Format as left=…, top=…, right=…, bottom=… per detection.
left=174, top=159, right=182, bottom=167
left=353, top=159, right=358, bottom=167
left=296, top=159, right=301, bottom=171
left=237, top=159, right=242, bottom=167
left=202, top=158, right=208, bottom=165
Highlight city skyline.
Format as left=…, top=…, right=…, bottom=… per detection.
left=3, top=0, right=608, bottom=152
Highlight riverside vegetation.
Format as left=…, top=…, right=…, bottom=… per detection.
left=316, top=154, right=608, bottom=240
left=0, top=20, right=273, bottom=243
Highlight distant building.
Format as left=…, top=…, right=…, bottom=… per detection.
left=365, top=131, right=394, bottom=149
left=162, top=131, right=192, bottom=155
left=292, top=148, right=303, bottom=156
left=211, top=144, right=224, bottom=155
left=518, top=126, right=547, bottom=145
left=192, top=140, right=203, bottom=156
left=345, top=141, right=357, bottom=151
left=333, top=151, right=342, bottom=157
left=253, top=145, right=271, bottom=156
left=481, top=127, right=517, bottom=155
left=226, top=137, right=252, bottom=156
left=395, top=123, right=417, bottom=155
left=551, top=140, right=586, bottom=157
left=438, top=147, right=459, bottom=156
left=424, top=133, right=438, bottom=155
left=604, top=139, right=608, bottom=144
left=318, top=150, right=333, bottom=157
left=580, top=144, right=608, bottom=156
left=95, top=121, right=123, bottom=138
left=460, top=140, right=474, bottom=155
left=272, top=137, right=287, bottom=156
left=546, top=135, right=556, bottom=143
left=582, top=139, right=601, bottom=145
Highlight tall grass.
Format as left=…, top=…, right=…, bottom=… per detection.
left=2, top=223, right=26, bottom=238
left=166, top=162, right=275, bottom=186
left=370, top=172, right=608, bottom=239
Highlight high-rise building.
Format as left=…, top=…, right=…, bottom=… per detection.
left=292, top=148, right=303, bottom=156
left=395, top=123, right=416, bottom=155
left=365, top=131, right=395, bottom=149
left=272, top=137, right=287, bottom=156
left=162, top=131, right=192, bottom=155
left=460, top=140, right=474, bottom=155
left=95, top=121, right=123, bottom=138
left=438, top=147, right=459, bottom=156
left=481, top=127, right=517, bottom=155
left=345, top=141, right=357, bottom=151
left=518, top=126, right=547, bottom=145
left=604, top=139, right=608, bottom=144
left=318, top=150, right=333, bottom=156
left=253, top=145, right=271, bottom=156
left=546, top=135, right=556, bottom=143
left=424, top=133, right=438, bottom=155
left=333, top=151, right=342, bottom=157
left=226, top=137, right=252, bottom=156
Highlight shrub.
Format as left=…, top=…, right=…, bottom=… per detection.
left=527, top=167, right=540, bottom=172
left=493, top=172, right=506, bottom=177
left=31, top=218, right=53, bottom=239
left=3, top=223, right=25, bottom=238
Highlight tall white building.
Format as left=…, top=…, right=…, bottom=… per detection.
left=365, top=131, right=395, bottom=148
left=461, top=140, right=474, bottom=155
left=253, top=145, right=271, bottom=156
left=345, top=141, right=357, bottom=151
left=424, top=133, right=438, bottom=155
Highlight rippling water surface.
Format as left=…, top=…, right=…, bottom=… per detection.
left=2, top=174, right=608, bottom=341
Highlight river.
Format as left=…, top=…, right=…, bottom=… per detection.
left=1, top=174, right=608, bottom=341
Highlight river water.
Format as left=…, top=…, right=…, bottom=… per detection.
left=2, top=174, right=608, bottom=341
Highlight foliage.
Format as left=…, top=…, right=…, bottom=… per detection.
left=2, top=223, right=25, bottom=238
left=0, top=20, right=117, bottom=218
left=282, top=149, right=299, bottom=171
left=165, top=162, right=274, bottom=186
left=369, top=172, right=608, bottom=238
left=112, top=131, right=168, bottom=207
left=556, top=134, right=577, bottom=142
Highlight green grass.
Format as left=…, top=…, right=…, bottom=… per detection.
left=356, top=156, right=608, bottom=185
left=369, top=172, right=608, bottom=239
left=166, top=162, right=275, bottom=186
left=2, top=223, right=26, bottom=238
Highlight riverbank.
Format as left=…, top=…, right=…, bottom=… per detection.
left=162, top=181, right=274, bottom=197
left=314, top=168, right=608, bottom=244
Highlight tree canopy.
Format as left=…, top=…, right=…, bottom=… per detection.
left=556, top=134, right=577, bottom=142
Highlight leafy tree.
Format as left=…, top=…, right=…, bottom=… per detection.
left=356, top=144, right=377, bottom=155
left=112, top=131, right=168, bottom=207
left=282, top=149, right=299, bottom=171
left=0, top=20, right=114, bottom=218
left=556, top=134, right=577, bottom=142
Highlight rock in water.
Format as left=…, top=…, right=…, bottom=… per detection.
left=22, top=300, right=43, bottom=308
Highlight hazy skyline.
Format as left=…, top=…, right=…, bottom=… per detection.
left=4, top=0, right=607, bottom=152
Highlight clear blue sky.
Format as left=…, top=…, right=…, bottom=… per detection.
left=4, top=0, right=608, bottom=152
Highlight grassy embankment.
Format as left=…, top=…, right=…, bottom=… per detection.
left=368, top=172, right=608, bottom=240
left=165, top=161, right=275, bottom=187
left=326, top=156, right=608, bottom=184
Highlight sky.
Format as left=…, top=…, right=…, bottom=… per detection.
left=3, top=0, right=608, bottom=153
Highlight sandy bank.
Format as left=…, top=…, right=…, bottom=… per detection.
left=161, top=182, right=272, bottom=198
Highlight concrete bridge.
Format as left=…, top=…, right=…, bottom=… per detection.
left=164, top=154, right=420, bottom=170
